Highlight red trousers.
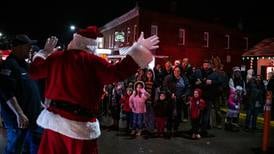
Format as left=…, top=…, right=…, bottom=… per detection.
left=155, top=117, right=166, bottom=133
left=38, top=129, right=98, bottom=154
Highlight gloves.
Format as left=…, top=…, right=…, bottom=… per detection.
left=44, top=36, right=58, bottom=55
left=127, top=32, right=159, bottom=68
left=33, top=36, right=58, bottom=60
left=137, top=32, right=159, bottom=50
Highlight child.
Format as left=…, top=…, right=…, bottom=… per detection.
left=154, top=90, right=169, bottom=137
left=189, top=88, right=206, bottom=139
left=144, top=69, right=156, bottom=135
left=120, top=88, right=133, bottom=132
left=225, top=88, right=241, bottom=131
left=129, top=81, right=150, bottom=136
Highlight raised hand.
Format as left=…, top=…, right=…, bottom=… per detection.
left=137, top=32, right=159, bottom=50
left=44, top=36, right=58, bottom=54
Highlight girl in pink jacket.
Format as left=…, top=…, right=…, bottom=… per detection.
left=129, top=81, right=150, bottom=136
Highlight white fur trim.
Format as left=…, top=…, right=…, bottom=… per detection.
left=127, top=42, right=153, bottom=68
left=32, top=50, right=47, bottom=61
left=37, top=109, right=101, bottom=140
left=67, top=33, right=97, bottom=52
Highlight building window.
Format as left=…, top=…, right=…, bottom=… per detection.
left=97, top=37, right=104, bottom=49
left=178, top=28, right=185, bottom=45
left=203, top=32, right=209, bottom=48
left=126, top=27, right=131, bottom=45
left=133, top=25, right=137, bottom=41
left=244, top=37, right=249, bottom=50
left=151, top=25, right=158, bottom=35
left=115, top=31, right=125, bottom=43
left=225, top=34, right=230, bottom=49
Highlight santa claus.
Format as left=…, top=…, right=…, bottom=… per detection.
left=29, top=26, right=159, bottom=154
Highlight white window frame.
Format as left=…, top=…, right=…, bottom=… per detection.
left=244, top=37, right=249, bottom=50
left=151, top=25, right=158, bottom=36
left=178, top=28, right=185, bottom=45
left=225, top=34, right=230, bottom=49
left=203, top=32, right=209, bottom=48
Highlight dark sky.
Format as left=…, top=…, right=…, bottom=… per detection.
left=1, top=0, right=274, bottom=47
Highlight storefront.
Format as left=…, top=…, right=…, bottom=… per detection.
left=242, top=38, right=274, bottom=80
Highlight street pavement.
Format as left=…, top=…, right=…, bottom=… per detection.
left=1, top=121, right=274, bottom=154
left=97, top=124, right=274, bottom=154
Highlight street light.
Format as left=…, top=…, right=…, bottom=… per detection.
left=70, top=25, right=76, bottom=31
left=0, top=32, right=3, bottom=37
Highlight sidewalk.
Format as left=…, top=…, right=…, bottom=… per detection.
left=220, top=108, right=274, bottom=127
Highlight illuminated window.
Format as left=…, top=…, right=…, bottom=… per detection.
left=203, top=32, right=209, bottom=48
left=151, top=25, right=158, bottom=35
left=115, top=32, right=125, bottom=42
left=178, top=28, right=185, bottom=45
left=97, top=37, right=104, bottom=49
left=225, top=34, right=230, bottom=49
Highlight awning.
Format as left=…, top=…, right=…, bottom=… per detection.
left=242, top=38, right=274, bottom=57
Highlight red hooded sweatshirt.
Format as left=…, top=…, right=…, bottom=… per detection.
left=189, top=88, right=206, bottom=120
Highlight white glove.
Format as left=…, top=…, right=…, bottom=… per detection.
left=137, top=32, right=159, bottom=50
left=44, top=36, right=58, bottom=55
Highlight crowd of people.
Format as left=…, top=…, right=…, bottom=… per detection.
left=99, top=57, right=274, bottom=139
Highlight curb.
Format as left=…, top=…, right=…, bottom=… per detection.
left=220, top=108, right=274, bottom=127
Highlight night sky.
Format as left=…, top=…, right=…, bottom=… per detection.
left=0, top=0, right=274, bottom=47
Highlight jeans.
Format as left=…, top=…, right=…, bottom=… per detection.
left=4, top=126, right=43, bottom=154
left=132, top=113, right=144, bottom=129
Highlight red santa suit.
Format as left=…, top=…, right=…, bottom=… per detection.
left=30, top=26, right=158, bottom=154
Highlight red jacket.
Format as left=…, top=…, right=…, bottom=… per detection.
left=30, top=49, right=139, bottom=121
left=189, top=97, right=206, bottom=120
left=120, top=94, right=131, bottom=112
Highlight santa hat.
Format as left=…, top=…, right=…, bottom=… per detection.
left=67, top=26, right=102, bottom=51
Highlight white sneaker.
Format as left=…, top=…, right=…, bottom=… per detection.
left=196, top=134, right=201, bottom=139
left=136, top=131, right=142, bottom=136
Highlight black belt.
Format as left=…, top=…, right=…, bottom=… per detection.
left=50, top=100, right=96, bottom=118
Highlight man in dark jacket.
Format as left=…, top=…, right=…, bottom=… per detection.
left=192, top=60, right=221, bottom=136
left=0, top=34, right=43, bottom=154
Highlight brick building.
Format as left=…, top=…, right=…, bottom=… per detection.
left=99, top=6, right=249, bottom=71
